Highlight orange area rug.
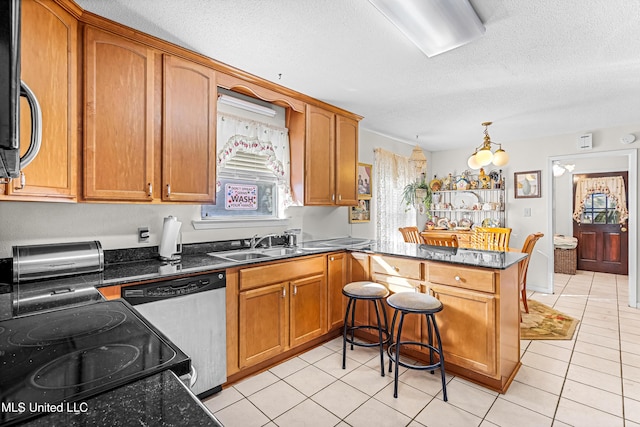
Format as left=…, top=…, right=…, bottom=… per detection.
left=521, top=300, right=579, bottom=340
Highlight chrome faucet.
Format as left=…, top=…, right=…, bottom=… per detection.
left=250, top=233, right=278, bottom=249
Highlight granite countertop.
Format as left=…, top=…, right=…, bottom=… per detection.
left=21, top=370, right=222, bottom=427
left=1, top=237, right=527, bottom=297
left=365, top=240, right=528, bottom=270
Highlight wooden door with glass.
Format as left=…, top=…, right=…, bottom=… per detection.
left=573, top=172, right=628, bottom=275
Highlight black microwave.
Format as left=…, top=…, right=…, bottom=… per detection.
left=0, top=0, right=41, bottom=180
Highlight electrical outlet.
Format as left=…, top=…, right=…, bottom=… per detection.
left=138, top=227, right=150, bottom=243
left=524, top=208, right=531, bottom=217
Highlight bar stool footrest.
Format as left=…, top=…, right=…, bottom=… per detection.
left=345, top=325, right=391, bottom=348
left=387, top=341, right=443, bottom=371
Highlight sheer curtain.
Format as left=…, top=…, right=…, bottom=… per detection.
left=374, top=148, right=419, bottom=245
left=573, top=175, right=629, bottom=225
left=216, top=112, right=292, bottom=206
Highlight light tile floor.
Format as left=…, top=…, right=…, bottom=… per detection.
left=204, top=271, right=640, bottom=426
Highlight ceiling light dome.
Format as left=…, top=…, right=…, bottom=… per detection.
left=467, top=152, right=481, bottom=169
left=492, top=148, right=509, bottom=167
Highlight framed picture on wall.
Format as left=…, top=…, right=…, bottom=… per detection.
left=357, top=163, right=372, bottom=196
left=514, top=170, right=541, bottom=198
left=349, top=198, right=370, bottom=223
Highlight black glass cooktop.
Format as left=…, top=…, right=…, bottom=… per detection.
left=0, top=300, right=190, bottom=426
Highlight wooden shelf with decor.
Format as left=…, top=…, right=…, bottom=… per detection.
left=349, top=163, right=372, bottom=223
left=429, top=188, right=506, bottom=230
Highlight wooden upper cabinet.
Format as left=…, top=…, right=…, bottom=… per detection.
left=304, top=105, right=358, bottom=206
left=335, top=115, right=358, bottom=206
left=305, top=105, right=335, bottom=205
left=83, top=26, right=155, bottom=202
left=162, top=55, right=216, bottom=203
left=3, top=0, right=77, bottom=201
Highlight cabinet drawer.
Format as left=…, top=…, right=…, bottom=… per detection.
left=239, top=256, right=325, bottom=291
left=427, top=263, right=495, bottom=293
left=371, top=273, right=421, bottom=294
left=370, top=255, right=423, bottom=281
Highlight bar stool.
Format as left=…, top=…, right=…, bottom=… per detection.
left=342, top=281, right=391, bottom=376
left=386, top=292, right=447, bottom=401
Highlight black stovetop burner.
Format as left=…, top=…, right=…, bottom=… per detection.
left=0, top=300, right=190, bottom=426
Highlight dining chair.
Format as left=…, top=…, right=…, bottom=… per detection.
left=472, top=227, right=512, bottom=249
left=399, top=226, right=424, bottom=243
left=422, top=233, right=459, bottom=247
left=519, top=232, right=544, bottom=316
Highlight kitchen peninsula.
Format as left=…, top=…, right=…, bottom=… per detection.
left=92, top=238, right=527, bottom=394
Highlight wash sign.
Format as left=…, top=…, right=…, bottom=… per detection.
left=225, top=184, right=258, bottom=210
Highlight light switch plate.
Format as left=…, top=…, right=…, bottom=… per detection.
left=577, top=133, right=593, bottom=150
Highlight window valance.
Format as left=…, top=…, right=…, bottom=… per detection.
left=216, top=113, right=292, bottom=206
left=572, top=176, right=628, bottom=225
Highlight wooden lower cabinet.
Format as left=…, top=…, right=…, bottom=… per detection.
left=348, top=252, right=370, bottom=327
left=327, top=252, right=347, bottom=330
left=290, top=274, right=327, bottom=347
left=429, top=284, right=497, bottom=377
left=236, top=255, right=328, bottom=370
left=97, top=285, right=121, bottom=300
left=239, top=282, right=288, bottom=368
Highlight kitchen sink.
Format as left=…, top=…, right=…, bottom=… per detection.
left=207, top=247, right=303, bottom=262
left=260, top=247, right=303, bottom=256
left=207, top=251, right=271, bottom=262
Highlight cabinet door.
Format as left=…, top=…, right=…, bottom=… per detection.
left=349, top=252, right=370, bottom=326
left=430, top=284, right=498, bottom=377
left=290, top=274, right=327, bottom=347
left=5, top=0, right=77, bottom=201
left=162, top=55, right=216, bottom=203
left=239, top=283, right=288, bottom=368
left=305, top=104, right=335, bottom=205
left=327, top=253, right=347, bottom=330
left=84, top=26, right=155, bottom=202
left=335, top=115, right=358, bottom=206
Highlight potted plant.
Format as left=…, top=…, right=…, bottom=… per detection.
left=401, top=176, right=432, bottom=214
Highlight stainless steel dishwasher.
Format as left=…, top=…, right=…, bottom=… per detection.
left=121, top=272, right=226, bottom=398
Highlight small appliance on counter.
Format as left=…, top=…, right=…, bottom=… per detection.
left=159, top=215, right=182, bottom=261
left=11, top=241, right=105, bottom=317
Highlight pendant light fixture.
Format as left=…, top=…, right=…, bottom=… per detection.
left=467, top=122, right=509, bottom=169
left=409, top=136, right=427, bottom=175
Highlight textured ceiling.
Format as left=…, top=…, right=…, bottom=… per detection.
left=74, top=0, right=640, bottom=152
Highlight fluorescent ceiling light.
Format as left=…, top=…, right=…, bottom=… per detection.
left=368, top=0, right=485, bottom=57
left=218, top=94, right=277, bottom=117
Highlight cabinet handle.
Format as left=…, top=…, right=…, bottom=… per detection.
left=166, top=184, right=171, bottom=197
left=147, top=183, right=152, bottom=197
left=282, top=287, right=286, bottom=298
left=394, top=266, right=400, bottom=272
left=329, top=256, right=334, bottom=261
left=293, top=285, right=297, bottom=296
left=14, top=171, right=25, bottom=190
left=338, top=194, right=342, bottom=201
left=332, top=194, right=335, bottom=201
left=454, top=275, right=461, bottom=282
